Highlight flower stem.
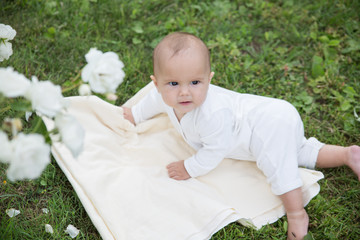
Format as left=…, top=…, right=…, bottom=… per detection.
left=61, top=71, right=82, bottom=94
left=0, top=106, right=11, bottom=114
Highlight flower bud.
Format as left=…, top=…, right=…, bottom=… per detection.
left=78, top=83, right=92, bottom=96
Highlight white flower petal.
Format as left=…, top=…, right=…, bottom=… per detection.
left=354, top=108, right=360, bottom=122
left=106, top=93, right=118, bottom=101
left=81, top=48, right=125, bottom=94
left=0, top=24, right=17, bottom=40
left=25, top=111, right=33, bottom=121
left=65, top=224, right=80, bottom=238
left=7, top=133, right=50, bottom=181
left=0, top=42, right=13, bottom=62
left=80, top=63, right=92, bottom=83
left=45, top=224, right=54, bottom=234
left=42, top=208, right=49, bottom=214
left=84, top=48, right=102, bottom=63
left=25, top=79, right=65, bottom=118
left=78, top=84, right=92, bottom=96
left=0, top=67, right=31, bottom=97
left=6, top=208, right=20, bottom=218
left=55, top=113, right=85, bottom=158
left=0, top=131, right=12, bottom=163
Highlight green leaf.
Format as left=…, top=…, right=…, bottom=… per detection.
left=131, top=22, right=144, bottom=34
left=29, top=115, right=50, bottom=141
left=342, top=39, right=360, bottom=53
left=304, top=232, right=315, bottom=240
left=318, top=35, right=329, bottom=43
left=80, top=0, right=90, bottom=13
left=44, top=26, right=56, bottom=40
left=150, top=36, right=164, bottom=49
left=230, top=48, right=240, bottom=56
left=275, top=47, right=287, bottom=55
left=343, top=86, right=356, bottom=98
left=182, top=26, right=197, bottom=35
left=340, top=100, right=352, bottom=111
left=47, top=27, right=56, bottom=35
left=311, top=55, right=325, bottom=78
left=323, top=46, right=337, bottom=61
left=283, top=220, right=288, bottom=233
left=10, top=100, right=32, bottom=112
left=264, top=31, right=270, bottom=41
left=40, top=180, right=47, bottom=186
left=132, top=37, right=142, bottom=44
left=328, top=39, right=340, bottom=47
left=296, top=91, right=313, bottom=105
left=331, top=89, right=343, bottom=102
left=310, top=31, right=317, bottom=40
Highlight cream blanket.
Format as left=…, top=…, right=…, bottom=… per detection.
left=45, top=82, right=324, bottom=240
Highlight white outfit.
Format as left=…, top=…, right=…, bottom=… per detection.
left=131, top=84, right=324, bottom=195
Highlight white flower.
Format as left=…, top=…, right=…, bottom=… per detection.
left=78, top=83, right=92, bottom=96
left=42, top=208, right=49, bottom=214
left=6, top=208, right=20, bottom=218
left=7, top=133, right=50, bottom=181
left=25, top=77, right=65, bottom=118
left=0, top=24, right=17, bottom=40
left=354, top=108, right=360, bottom=122
left=0, top=131, right=12, bottom=163
left=25, top=111, right=33, bottom=121
left=55, top=113, right=85, bottom=158
left=0, top=67, right=31, bottom=97
left=45, top=224, right=54, bottom=234
left=65, top=224, right=80, bottom=238
left=0, top=24, right=16, bottom=62
left=106, top=93, right=118, bottom=101
left=81, top=48, right=125, bottom=94
left=0, top=41, right=13, bottom=61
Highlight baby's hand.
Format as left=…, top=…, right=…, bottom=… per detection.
left=122, top=106, right=135, bottom=125
left=166, top=160, right=190, bottom=180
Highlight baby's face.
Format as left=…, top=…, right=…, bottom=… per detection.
left=153, top=46, right=213, bottom=120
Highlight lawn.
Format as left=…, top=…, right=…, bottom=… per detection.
left=1, top=0, right=359, bottom=239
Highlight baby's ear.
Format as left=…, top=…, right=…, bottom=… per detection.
left=209, top=72, right=215, bottom=82
left=150, top=75, right=158, bottom=87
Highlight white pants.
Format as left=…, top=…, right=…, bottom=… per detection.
left=247, top=99, right=324, bottom=195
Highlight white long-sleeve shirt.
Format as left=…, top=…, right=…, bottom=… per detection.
left=132, top=83, right=323, bottom=195
left=132, top=84, right=273, bottom=177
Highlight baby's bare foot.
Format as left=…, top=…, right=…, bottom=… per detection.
left=286, top=209, right=309, bottom=240
left=346, top=145, right=360, bottom=181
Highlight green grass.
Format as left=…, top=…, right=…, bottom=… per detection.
left=1, top=0, right=359, bottom=239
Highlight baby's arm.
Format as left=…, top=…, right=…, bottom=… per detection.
left=183, top=109, right=234, bottom=178
left=122, top=106, right=135, bottom=125
left=167, top=109, right=234, bottom=180
left=166, top=160, right=190, bottom=180
left=123, top=87, right=165, bottom=125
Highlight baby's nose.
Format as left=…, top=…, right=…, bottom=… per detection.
left=179, top=86, right=190, bottom=95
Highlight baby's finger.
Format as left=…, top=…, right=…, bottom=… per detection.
left=172, top=176, right=181, bottom=180
left=167, top=169, right=176, bottom=177
left=166, top=162, right=176, bottom=169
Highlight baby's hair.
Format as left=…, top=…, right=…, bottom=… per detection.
left=153, top=32, right=210, bottom=75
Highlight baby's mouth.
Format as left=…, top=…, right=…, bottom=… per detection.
left=179, top=101, right=192, bottom=105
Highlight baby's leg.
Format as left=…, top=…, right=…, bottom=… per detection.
left=279, top=188, right=309, bottom=240
left=249, top=99, right=309, bottom=238
left=316, top=144, right=360, bottom=181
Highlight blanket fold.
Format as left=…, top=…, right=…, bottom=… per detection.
left=45, top=82, right=323, bottom=240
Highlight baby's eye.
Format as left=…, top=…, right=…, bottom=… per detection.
left=169, top=82, right=178, bottom=86
left=191, top=80, right=200, bottom=85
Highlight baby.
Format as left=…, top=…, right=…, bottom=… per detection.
left=123, top=32, right=360, bottom=239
